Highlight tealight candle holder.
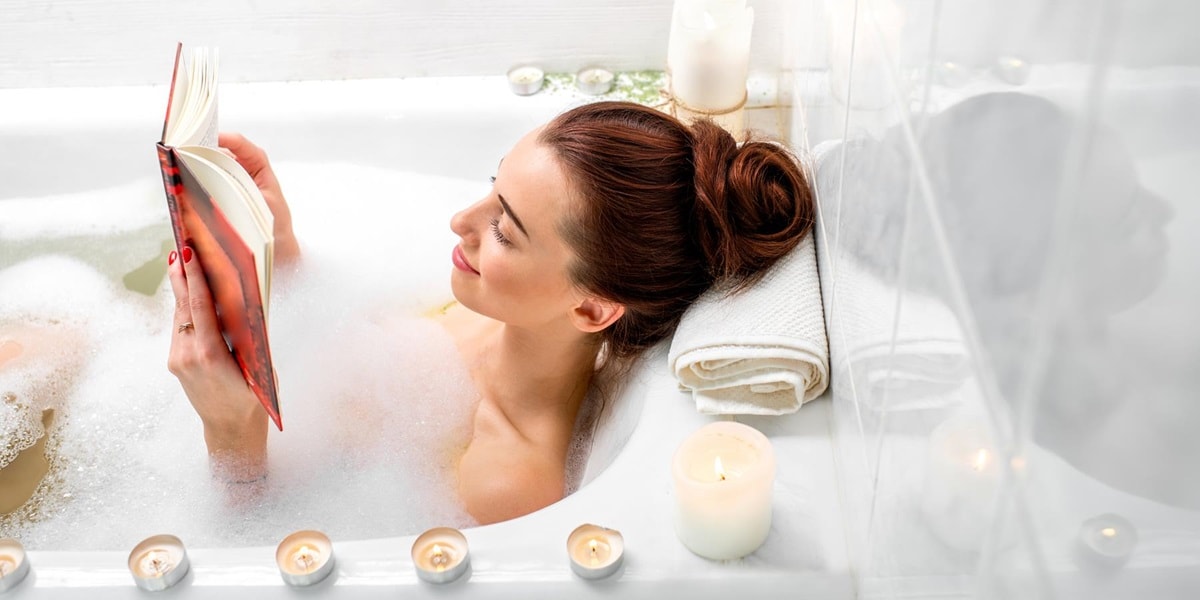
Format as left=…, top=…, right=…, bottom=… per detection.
left=567, top=524, right=624, bottom=580
left=128, top=534, right=190, bottom=592
left=575, top=67, right=614, bottom=95
left=275, top=530, right=336, bottom=587
left=672, top=421, right=776, bottom=560
left=1075, top=513, right=1137, bottom=571
left=993, top=55, right=1031, bottom=86
left=412, top=527, right=470, bottom=584
left=0, top=539, right=31, bottom=594
left=507, top=65, right=545, bottom=96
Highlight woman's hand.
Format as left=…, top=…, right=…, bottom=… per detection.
left=218, top=132, right=302, bottom=265
left=167, top=246, right=268, bottom=482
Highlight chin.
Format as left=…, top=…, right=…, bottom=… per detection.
left=448, top=278, right=488, bottom=319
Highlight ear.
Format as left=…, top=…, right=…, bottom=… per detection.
left=569, top=296, right=625, bottom=333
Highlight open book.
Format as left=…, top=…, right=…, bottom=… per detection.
left=156, top=43, right=282, bottom=430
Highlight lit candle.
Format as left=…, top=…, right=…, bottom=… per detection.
left=275, top=530, right=336, bottom=587
left=993, top=55, right=1031, bottom=86
left=127, top=534, right=190, bottom=591
left=919, top=416, right=1001, bottom=553
left=672, top=421, right=775, bottom=560
left=412, top=527, right=470, bottom=584
left=576, top=67, right=614, bottom=96
left=507, top=65, right=545, bottom=96
left=0, top=539, right=31, bottom=594
left=1075, top=514, right=1137, bottom=570
left=566, top=524, right=624, bottom=579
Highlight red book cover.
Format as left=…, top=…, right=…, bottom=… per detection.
left=156, top=46, right=282, bottom=431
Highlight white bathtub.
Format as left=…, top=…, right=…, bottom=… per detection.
left=0, top=78, right=851, bottom=598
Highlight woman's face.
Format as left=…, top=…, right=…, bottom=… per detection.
left=449, top=127, right=582, bottom=329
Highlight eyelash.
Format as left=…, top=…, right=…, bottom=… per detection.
left=486, top=175, right=513, bottom=246
left=489, top=218, right=512, bottom=247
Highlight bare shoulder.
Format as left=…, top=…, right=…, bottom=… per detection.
left=458, top=402, right=566, bottom=525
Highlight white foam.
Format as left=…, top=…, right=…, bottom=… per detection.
left=0, top=178, right=165, bottom=241
left=1, top=163, right=490, bottom=549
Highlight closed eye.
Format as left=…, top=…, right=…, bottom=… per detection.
left=489, top=218, right=513, bottom=247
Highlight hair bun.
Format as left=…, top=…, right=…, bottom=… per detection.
left=689, top=119, right=814, bottom=286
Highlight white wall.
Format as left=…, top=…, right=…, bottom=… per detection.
left=0, top=0, right=796, bottom=88
left=801, top=0, right=1200, bottom=598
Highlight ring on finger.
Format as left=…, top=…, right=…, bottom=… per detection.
left=178, top=321, right=195, bottom=333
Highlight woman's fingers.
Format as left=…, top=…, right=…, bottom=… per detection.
left=178, top=246, right=222, bottom=343
left=218, top=132, right=278, bottom=187
left=218, top=131, right=300, bottom=264
left=167, top=249, right=191, bottom=333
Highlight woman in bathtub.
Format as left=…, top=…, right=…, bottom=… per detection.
left=166, top=101, right=814, bottom=524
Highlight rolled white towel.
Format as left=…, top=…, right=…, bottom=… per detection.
left=668, top=234, right=829, bottom=415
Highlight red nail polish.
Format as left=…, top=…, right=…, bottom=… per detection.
left=182, top=247, right=193, bottom=263
left=168, top=250, right=177, bottom=265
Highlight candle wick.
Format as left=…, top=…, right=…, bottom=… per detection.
left=430, top=544, right=450, bottom=571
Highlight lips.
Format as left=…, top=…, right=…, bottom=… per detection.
left=452, top=245, right=480, bottom=275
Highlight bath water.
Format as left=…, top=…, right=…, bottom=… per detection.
left=0, top=162, right=492, bottom=550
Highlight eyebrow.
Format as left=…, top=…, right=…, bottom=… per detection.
left=498, top=194, right=529, bottom=239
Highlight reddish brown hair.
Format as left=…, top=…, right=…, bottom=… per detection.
left=539, top=102, right=814, bottom=361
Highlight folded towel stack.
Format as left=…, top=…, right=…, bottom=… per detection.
left=668, top=234, right=830, bottom=415
left=835, top=257, right=970, bottom=411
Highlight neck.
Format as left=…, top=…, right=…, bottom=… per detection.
left=444, top=306, right=601, bottom=427
left=486, top=321, right=599, bottom=420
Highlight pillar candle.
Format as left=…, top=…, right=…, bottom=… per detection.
left=672, top=421, right=775, bottom=560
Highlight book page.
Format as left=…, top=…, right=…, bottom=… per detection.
left=175, top=148, right=273, bottom=313
left=162, top=44, right=188, bottom=142
left=194, top=49, right=220, bottom=148
left=162, top=47, right=219, bottom=147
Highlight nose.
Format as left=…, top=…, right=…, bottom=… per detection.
left=450, top=197, right=488, bottom=243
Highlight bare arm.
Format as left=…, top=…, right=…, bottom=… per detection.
left=166, top=246, right=268, bottom=485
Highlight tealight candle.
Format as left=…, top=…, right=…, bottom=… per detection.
left=993, top=55, right=1031, bottom=86
left=576, top=67, right=614, bottom=96
left=507, top=65, right=544, bottom=96
left=127, top=534, right=189, bottom=592
left=1075, top=514, right=1137, bottom=570
left=0, top=539, right=31, bottom=594
left=566, top=524, right=624, bottom=579
left=919, top=416, right=1001, bottom=553
left=412, top=527, right=470, bottom=584
left=672, top=421, right=775, bottom=560
left=275, top=530, right=336, bottom=587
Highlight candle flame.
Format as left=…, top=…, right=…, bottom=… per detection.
left=714, top=456, right=727, bottom=481
left=1101, top=527, right=1117, bottom=538
left=971, top=449, right=990, bottom=471
left=140, top=550, right=173, bottom=576
left=0, top=560, right=11, bottom=577
left=293, top=545, right=318, bottom=573
left=430, top=544, right=449, bottom=572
